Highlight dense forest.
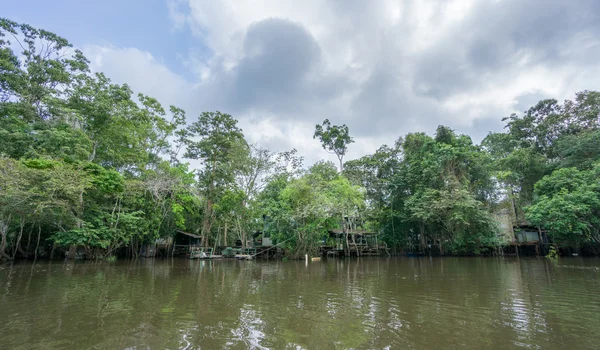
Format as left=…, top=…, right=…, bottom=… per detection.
left=1, top=19, right=599, bottom=261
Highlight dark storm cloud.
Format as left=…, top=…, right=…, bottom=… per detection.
left=183, top=0, right=600, bottom=156
left=220, top=18, right=333, bottom=118
left=233, top=18, right=320, bottom=105
left=208, top=17, right=353, bottom=122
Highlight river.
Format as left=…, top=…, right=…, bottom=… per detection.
left=1, top=257, right=599, bottom=349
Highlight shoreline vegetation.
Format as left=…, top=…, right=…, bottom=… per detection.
left=1, top=19, right=600, bottom=262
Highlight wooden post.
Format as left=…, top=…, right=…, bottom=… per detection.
left=351, top=233, right=359, bottom=256
left=66, top=245, right=76, bottom=259
left=344, top=233, right=349, bottom=257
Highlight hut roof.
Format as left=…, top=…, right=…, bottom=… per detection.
left=176, top=230, right=202, bottom=239
left=329, top=229, right=376, bottom=235
left=514, top=225, right=546, bottom=232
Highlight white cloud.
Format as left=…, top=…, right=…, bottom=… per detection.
left=84, top=45, right=193, bottom=110
left=82, top=0, right=600, bottom=169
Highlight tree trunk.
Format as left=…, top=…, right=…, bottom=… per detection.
left=508, top=186, right=518, bottom=225
left=18, top=222, right=32, bottom=258
left=12, top=219, right=25, bottom=259
left=50, top=243, right=56, bottom=260
left=34, top=225, right=41, bottom=260
left=0, top=216, right=13, bottom=261
left=236, top=217, right=245, bottom=249
left=419, top=221, right=426, bottom=252
left=241, top=216, right=247, bottom=249
left=66, top=245, right=77, bottom=259
left=224, top=222, right=228, bottom=247
left=89, top=141, right=98, bottom=162
left=0, top=231, right=12, bottom=261
left=202, top=198, right=212, bottom=247
left=213, top=228, right=219, bottom=256
left=342, top=214, right=348, bottom=256
left=351, top=233, right=359, bottom=256
left=26, top=222, right=33, bottom=256
left=17, top=240, right=27, bottom=258
left=202, top=158, right=217, bottom=248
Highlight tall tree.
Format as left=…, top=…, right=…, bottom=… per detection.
left=184, top=111, right=247, bottom=246
left=313, top=119, right=354, bottom=172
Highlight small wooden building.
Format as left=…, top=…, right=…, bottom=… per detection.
left=322, top=229, right=390, bottom=257
left=510, top=225, right=551, bottom=255
left=514, top=225, right=549, bottom=244
left=170, top=230, right=204, bottom=257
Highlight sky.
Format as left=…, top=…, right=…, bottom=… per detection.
left=5, top=0, right=600, bottom=167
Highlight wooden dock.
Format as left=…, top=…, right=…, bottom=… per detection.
left=234, top=254, right=253, bottom=260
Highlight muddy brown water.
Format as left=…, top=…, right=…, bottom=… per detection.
left=1, top=257, right=599, bottom=349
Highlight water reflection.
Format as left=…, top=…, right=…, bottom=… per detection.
left=1, top=257, right=600, bottom=349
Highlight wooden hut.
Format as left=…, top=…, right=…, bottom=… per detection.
left=323, top=229, right=390, bottom=257
left=510, top=225, right=550, bottom=255
left=170, top=230, right=206, bottom=257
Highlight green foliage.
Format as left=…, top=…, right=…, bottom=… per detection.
left=185, top=111, right=247, bottom=165
left=313, top=119, right=354, bottom=171
left=378, top=127, right=499, bottom=254
left=0, top=20, right=198, bottom=260
left=2, top=18, right=600, bottom=259
left=554, top=130, right=600, bottom=170
left=526, top=165, right=600, bottom=247
left=259, top=162, right=364, bottom=257
left=51, top=210, right=144, bottom=258
left=483, top=90, right=600, bottom=225
left=546, top=245, right=559, bottom=259
left=183, top=111, right=249, bottom=245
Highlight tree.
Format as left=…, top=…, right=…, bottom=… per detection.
left=0, top=157, right=92, bottom=260
left=482, top=90, right=600, bottom=226
left=386, top=127, right=497, bottom=254
left=344, top=140, right=402, bottom=237
left=235, top=144, right=277, bottom=200
left=554, top=130, right=600, bottom=170
left=184, top=111, right=247, bottom=247
left=0, top=18, right=89, bottom=122
left=0, top=19, right=198, bottom=260
left=526, top=165, right=600, bottom=247
left=6, top=16, right=600, bottom=259
left=0, top=18, right=92, bottom=161
left=262, top=161, right=364, bottom=257
left=313, top=119, right=354, bottom=172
